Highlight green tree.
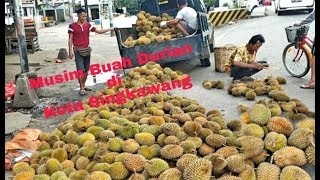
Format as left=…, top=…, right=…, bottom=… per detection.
left=203, top=0, right=216, bottom=7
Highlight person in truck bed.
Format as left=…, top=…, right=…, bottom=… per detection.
left=160, top=0, right=198, bottom=36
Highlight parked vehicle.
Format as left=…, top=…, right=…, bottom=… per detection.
left=274, top=0, right=314, bottom=15
left=115, top=0, right=215, bottom=68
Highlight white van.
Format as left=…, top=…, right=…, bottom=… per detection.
left=274, top=0, right=314, bottom=15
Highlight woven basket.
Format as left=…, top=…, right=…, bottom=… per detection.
left=214, top=44, right=236, bottom=72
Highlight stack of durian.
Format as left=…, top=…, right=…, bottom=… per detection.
left=228, top=76, right=288, bottom=101
left=12, top=62, right=314, bottom=180
left=122, top=11, right=181, bottom=48
left=202, top=80, right=225, bottom=90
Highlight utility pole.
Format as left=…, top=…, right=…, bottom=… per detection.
left=84, top=0, right=90, bottom=21
left=13, top=0, right=29, bottom=73
left=108, top=0, right=114, bottom=36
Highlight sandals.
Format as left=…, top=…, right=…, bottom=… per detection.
left=79, top=90, right=87, bottom=95
left=84, top=87, right=92, bottom=91
left=300, top=82, right=315, bottom=89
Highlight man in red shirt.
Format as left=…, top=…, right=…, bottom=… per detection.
left=68, top=8, right=113, bottom=95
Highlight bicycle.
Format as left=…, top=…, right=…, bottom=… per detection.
left=282, top=25, right=314, bottom=78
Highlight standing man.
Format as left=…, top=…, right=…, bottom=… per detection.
left=225, top=34, right=269, bottom=83
left=68, top=8, right=113, bottom=95
left=160, top=0, right=198, bottom=36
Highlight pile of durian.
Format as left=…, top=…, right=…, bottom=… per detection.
left=227, top=76, right=287, bottom=101
left=11, top=63, right=315, bottom=180
left=202, top=80, right=225, bottom=90
left=122, top=11, right=181, bottom=47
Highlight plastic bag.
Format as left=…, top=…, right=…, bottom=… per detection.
left=5, top=81, right=16, bottom=100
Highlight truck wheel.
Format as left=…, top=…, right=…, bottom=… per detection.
left=200, top=58, right=211, bottom=67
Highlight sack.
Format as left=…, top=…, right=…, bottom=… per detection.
left=74, top=46, right=92, bottom=57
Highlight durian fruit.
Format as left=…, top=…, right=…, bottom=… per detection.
left=240, top=123, right=265, bottom=138
left=77, top=133, right=95, bottom=146
left=137, top=145, right=158, bottom=159
left=89, top=163, right=110, bottom=172
left=296, top=118, right=315, bottom=133
left=62, top=130, right=78, bottom=144
left=256, top=162, right=280, bottom=180
left=50, top=171, right=67, bottom=180
left=123, top=154, right=146, bottom=173
left=142, top=125, right=160, bottom=137
left=227, top=120, right=242, bottom=131
left=100, top=130, right=115, bottom=141
left=107, top=162, right=129, bottom=180
left=45, top=158, right=63, bottom=175
left=238, top=136, right=264, bottom=158
left=248, top=104, right=271, bottom=125
left=163, top=135, right=180, bottom=145
left=268, top=103, right=282, bottom=117
left=216, top=80, right=225, bottom=89
left=226, top=154, right=246, bottom=173
left=61, top=160, right=74, bottom=169
left=134, top=132, right=155, bottom=146
left=203, top=81, right=213, bottom=89
left=114, top=152, right=131, bottom=162
left=293, top=113, right=308, bottom=121
left=264, top=132, right=287, bottom=152
left=68, top=170, right=89, bottom=180
left=160, top=144, right=184, bottom=160
left=208, top=116, right=226, bottom=129
left=183, top=121, right=202, bottom=136
left=183, top=158, right=212, bottom=180
left=144, top=158, right=169, bottom=177
left=272, top=146, right=307, bottom=167
left=128, top=173, right=146, bottom=180
left=158, top=168, right=182, bottom=180
left=267, top=116, right=293, bottom=136
left=75, top=156, right=90, bottom=170
left=269, top=90, right=290, bottom=101
left=218, top=129, right=233, bottom=137
left=239, top=166, right=256, bottom=180
left=51, top=148, right=68, bottom=163
left=88, top=171, right=111, bottom=180
left=249, top=149, right=269, bottom=165
left=276, top=76, right=287, bottom=84
left=305, top=145, right=315, bottom=166
left=203, top=121, right=221, bottom=134
left=197, top=143, right=215, bottom=156
left=176, top=154, right=199, bottom=172
left=204, top=153, right=228, bottom=173
left=159, top=123, right=180, bottom=136
left=119, top=123, right=140, bottom=139
left=205, top=134, right=226, bottom=148
left=180, top=140, right=197, bottom=154
left=33, top=174, right=50, bottom=180
left=107, top=137, right=123, bottom=152
left=122, top=139, right=140, bottom=153
left=280, top=166, right=311, bottom=180
left=215, top=146, right=239, bottom=159
left=12, top=162, right=30, bottom=175
left=288, top=128, right=314, bottom=149
left=245, top=91, right=256, bottom=100
left=13, top=170, right=35, bottom=180
left=217, top=175, right=242, bottom=180
left=86, top=126, right=104, bottom=139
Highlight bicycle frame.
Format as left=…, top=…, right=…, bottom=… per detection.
left=294, top=35, right=314, bottom=64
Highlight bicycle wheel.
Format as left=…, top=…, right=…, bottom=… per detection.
left=282, top=43, right=310, bottom=78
